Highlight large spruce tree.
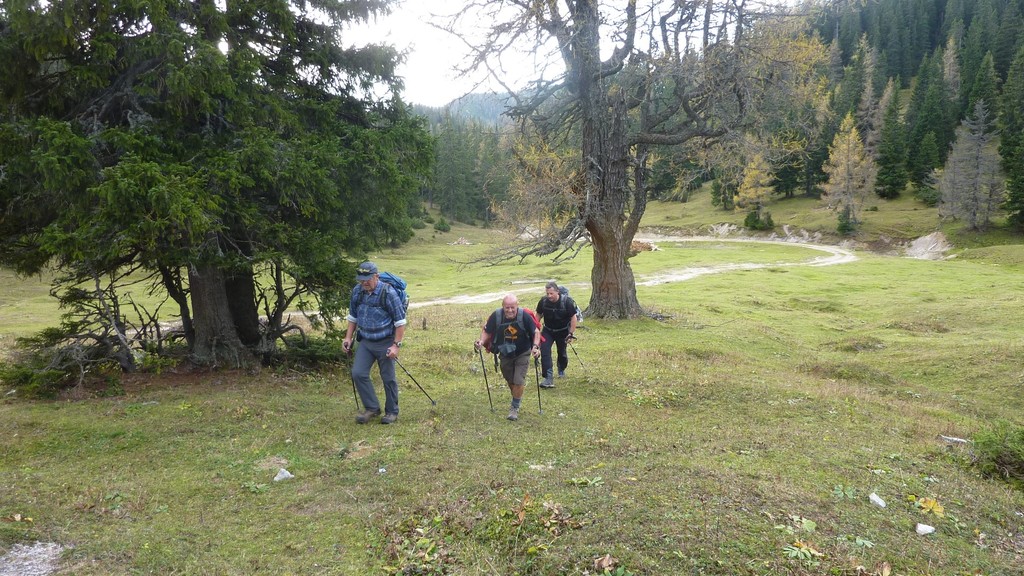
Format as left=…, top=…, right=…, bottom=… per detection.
left=875, top=79, right=908, bottom=199
left=0, top=0, right=432, bottom=368
left=1001, top=44, right=1024, bottom=227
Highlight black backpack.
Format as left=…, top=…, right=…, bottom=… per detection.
left=490, top=308, right=532, bottom=357
left=557, top=286, right=583, bottom=323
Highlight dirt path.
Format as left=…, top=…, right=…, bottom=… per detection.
left=635, top=235, right=857, bottom=286
left=411, top=235, right=857, bottom=308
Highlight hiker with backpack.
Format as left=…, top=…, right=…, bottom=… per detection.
left=474, top=294, right=541, bottom=421
left=535, top=281, right=579, bottom=388
left=342, top=261, right=407, bottom=425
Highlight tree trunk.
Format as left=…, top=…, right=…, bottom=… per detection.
left=188, top=264, right=256, bottom=369
left=159, top=266, right=195, bottom=348
left=224, top=270, right=262, bottom=347
left=587, top=224, right=641, bottom=318
left=579, top=64, right=643, bottom=318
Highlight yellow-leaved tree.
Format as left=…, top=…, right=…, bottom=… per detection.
left=822, top=113, right=877, bottom=234
left=736, top=152, right=775, bottom=229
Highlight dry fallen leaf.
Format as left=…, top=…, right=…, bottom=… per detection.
left=917, top=497, right=945, bottom=517
left=594, top=553, right=617, bottom=571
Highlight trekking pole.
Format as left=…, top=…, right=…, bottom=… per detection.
left=478, top=347, right=494, bottom=412
left=395, top=357, right=437, bottom=406
left=347, top=347, right=359, bottom=409
left=533, top=357, right=543, bottom=415
left=568, top=339, right=585, bottom=369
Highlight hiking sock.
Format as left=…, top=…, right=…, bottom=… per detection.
left=511, top=398, right=522, bottom=409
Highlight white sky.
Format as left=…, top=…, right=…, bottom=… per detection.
left=345, top=0, right=556, bottom=108
left=344, top=1, right=487, bottom=107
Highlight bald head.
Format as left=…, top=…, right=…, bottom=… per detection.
left=501, top=294, right=519, bottom=319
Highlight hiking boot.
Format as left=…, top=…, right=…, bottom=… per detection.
left=539, top=376, right=554, bottom=389
left=507, top=407, right=519, bottom=421
left=355, top=409, right=381, bottom=424
left=380, top=413, right=398, bottom=425
left=557, top=370, right=566, bottom=378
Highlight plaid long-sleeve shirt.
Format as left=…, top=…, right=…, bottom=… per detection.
left=346, top=282, right=407, bottom=341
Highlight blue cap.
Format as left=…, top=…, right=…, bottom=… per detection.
left=355, top=261, right=378, bottom=281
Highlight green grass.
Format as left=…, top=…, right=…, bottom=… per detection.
left=0, top=269, right=60, bottom=354
left=2, top=217, right=1024, bottom=575
left=642, top=187, right=1017, bottom=245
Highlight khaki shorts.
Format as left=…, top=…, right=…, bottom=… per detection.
left=499, top=350, right=531, bottom=386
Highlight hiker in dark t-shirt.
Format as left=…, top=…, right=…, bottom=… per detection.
left=474, top=294, right=540, bottom=421
left=535, top=281, right=578, bottom=388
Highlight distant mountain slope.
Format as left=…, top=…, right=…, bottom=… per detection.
left=412, top=92, right=511, bottom=124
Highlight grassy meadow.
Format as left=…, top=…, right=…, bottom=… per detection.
left=2, top=202, right=1024, bottom=575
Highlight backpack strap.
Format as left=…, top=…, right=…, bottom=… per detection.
left=358, top=281, right=392, bottom=308
left=493, top=307, right=527, bottom=349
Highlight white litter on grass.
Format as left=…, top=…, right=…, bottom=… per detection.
left=869, top=493, right=887, bottom=508
left=0, top=541, right=66, bottom=576
left=528, top=463, right=554, bottom=471
left=915, top=523, right=936, bottom=535
left=377, top=467, right=387, bottom=474
left=273, top=468, right=294, bottom=481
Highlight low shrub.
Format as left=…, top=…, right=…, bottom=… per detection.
left=270, top=336, right=348, bottom=369
left=837, top=205, right=857, bottom=235
left=913, top=183, right=940, bottom=207
left=744, top=209, right=774, bottom=231
left=973, top=421, right=1024, bottom=490
left=0, top=361, right=68, bottom=398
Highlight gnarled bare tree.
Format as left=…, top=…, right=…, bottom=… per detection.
left=447, top=0, right=806, bottom=318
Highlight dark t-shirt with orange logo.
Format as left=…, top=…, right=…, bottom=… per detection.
left=483, top=307, right=539, bottom=358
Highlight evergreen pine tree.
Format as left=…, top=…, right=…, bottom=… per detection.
left=943, top=0, right=969, bottom=41
left=993, top=1, right=1023, bottom=81
left=906, top=56, right=954, bottom=182
left=910, top=132, right=941, bottom=186
left=968, top=52, right=1000, bottom=122
left=877, top=0, right=909, bottom=81
left=0, top=0, right=433, bottom=367
left=960, top=0, right=999, bottom=114
left=838, top=7, right=862, bottom=68
left=1000, top=45, right=1024, bottom=227
left=875, top=79, right=908, bottom=199
left=833, top=50, right=866, bottom=121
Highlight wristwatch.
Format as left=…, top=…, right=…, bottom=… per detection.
left=393, top=341, right=403, bottom=348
